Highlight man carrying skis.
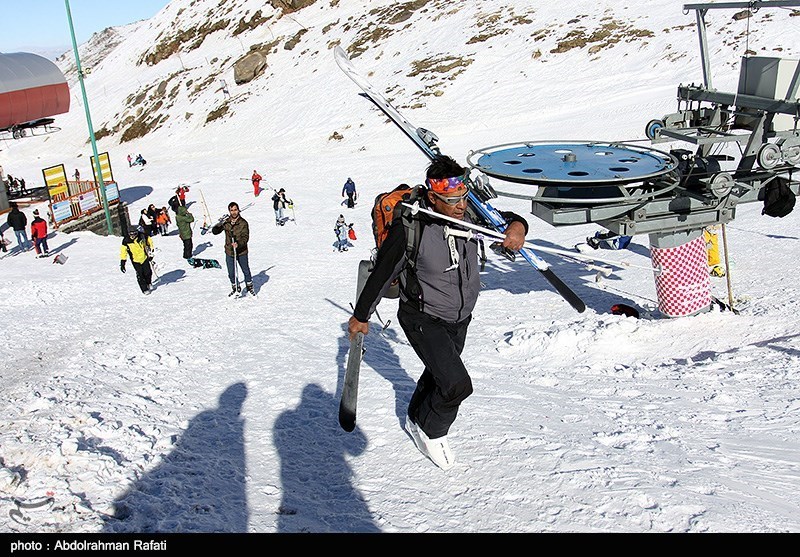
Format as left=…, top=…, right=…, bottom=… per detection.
left=251, top=170, right=262, bottom=197
left=212, top=201, right=254, bottom=296
left=342, top=177, right=357, bottom=208
left=347, top=155, right=527, bottom=470
left=120, top=225, right=155, bottom=295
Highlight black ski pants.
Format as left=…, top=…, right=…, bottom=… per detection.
left=131, top=260, right=153, bottom=293
left=398, top=303, right=473, bottom=440
left=182, top=237, right=193, bottom=259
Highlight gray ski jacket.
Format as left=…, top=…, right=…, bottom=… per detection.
left=354, top=208, right=528, bottom=324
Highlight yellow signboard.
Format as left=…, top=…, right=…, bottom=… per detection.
left=42, top=164, right=68, bottom=198
left=90, top=152, right=114, bottom=184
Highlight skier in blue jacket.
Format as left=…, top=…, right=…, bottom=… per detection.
left=342, top=178, right=357, bottom=208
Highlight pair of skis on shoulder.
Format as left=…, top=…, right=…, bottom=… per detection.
left=333, top=46, right=586, bottom=315
left=334, top=46, right=591, bottom=432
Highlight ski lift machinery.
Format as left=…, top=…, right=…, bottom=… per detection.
left=466, top=1, right=800, bottom=317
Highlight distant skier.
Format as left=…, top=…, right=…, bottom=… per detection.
left=175, top=204, right=195, bottom=259
left=334, top=214, right=349, bottom=252
left=175, top=185, right=189, bottom=207
left=348, top=155, right=528, bottom=470
left=5, top=202, right=30, bottom=251
left=120, top=225, right=155, bottom=295
left=342, top=177, right=357, bottom=208
left=272, top=188, right=288, bottom=225
left=251, top=170, right=262, bottom=197
left=127, top=154, right=132, bottom=167
left=30, top=209, right=50, bottom=258
left=212, top=202, right=254, bottom=296
left=73, top=168, right=80, bottom=182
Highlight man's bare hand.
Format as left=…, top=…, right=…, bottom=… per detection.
left=348, top=315, right=369, bottom=340
left=502, top=221, right=526, bottom=251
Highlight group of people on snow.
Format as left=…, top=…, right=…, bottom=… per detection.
left=18, top=150, right=538, bottom=473
left=3, top=202, right=51, bottom=257
left=127, top=153, right=147, bottom=167
left=120, top=185, right=253, bottom=297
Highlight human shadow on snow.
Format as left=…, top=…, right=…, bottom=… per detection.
left=102, top=383, right=249, bottom=532
left=118, top=186, right=154, bottom=205
left=155, top=269, right=186, bottom=288
left=274, top=383, right=379, bottom=532
left=480, top=238, right=657, bottom=315
left=192, top=241, right=213, bottom=256
left=250, top=267, right=273, bottom=295
left=691, top=332, right=800, bottom=361
left=39, top=237, right=77, bottom=256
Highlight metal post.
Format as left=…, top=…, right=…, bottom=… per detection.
left=65, top=0, right=113, bottom=235
left=695, top=8, right=712, bottom=89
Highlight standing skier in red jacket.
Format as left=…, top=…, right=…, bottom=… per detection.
left=30, top=209, right=50, bottom=258
left=251, top=170, right=262, bottom=197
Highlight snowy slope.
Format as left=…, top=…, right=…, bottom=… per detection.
left=1, top=0, right=799, bottom=533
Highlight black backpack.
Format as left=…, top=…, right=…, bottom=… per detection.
left=762, top=179, right=796, bottom=218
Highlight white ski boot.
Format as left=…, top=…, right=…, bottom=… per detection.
left=405, top=417, right=455, bottom=470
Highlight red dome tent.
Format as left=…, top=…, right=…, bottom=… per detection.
left=0, top=52, right=70, bottom=135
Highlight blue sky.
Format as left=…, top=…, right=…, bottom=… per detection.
left=0, top=0, right=169, bottom=57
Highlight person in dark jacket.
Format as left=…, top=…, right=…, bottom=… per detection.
left=120, top=225, right=155, bottom=295
left=175, top=205, right=195, bottom=259
left=342, top=177, right=357, bottom=208
left=5, top=202, right=30, bottom=251
left=146, top=204, right=160, bottom=235
left=271, top=188, right=288, bottom=225
left=348, top=155, right=527, bottom=470
left=30, top=209, right=49, bottom=257
left=139, top=208, right=154, bottom=237
left=212, top=202, right=254, bottom=295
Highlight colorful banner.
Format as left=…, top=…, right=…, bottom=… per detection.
left=90, top=152, right=113, bottom=184
left=78, top=191, right=99, bottom=213
left=42, top=164, right=68, bottom=199
left=105, top=181, right=119, bottom=202
left=51, top=200, right=73, bottom=223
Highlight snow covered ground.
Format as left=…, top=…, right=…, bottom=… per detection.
left=1, top=0, right=799, bottom=533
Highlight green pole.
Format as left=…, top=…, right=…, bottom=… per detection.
left=65, top=0, right=113, bottom=235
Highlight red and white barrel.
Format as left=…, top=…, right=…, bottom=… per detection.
left=650, top=232, right=711, bottom=317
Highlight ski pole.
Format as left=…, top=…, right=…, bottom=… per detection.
left=232, top=232, right=240, bottom=292
left=722, top=223, right=736, bottom=312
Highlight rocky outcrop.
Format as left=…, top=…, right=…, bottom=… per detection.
left=233, top=52, right=266, bottom=84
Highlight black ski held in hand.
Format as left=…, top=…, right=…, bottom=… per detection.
left=339, top=332, right=365, bottom=432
